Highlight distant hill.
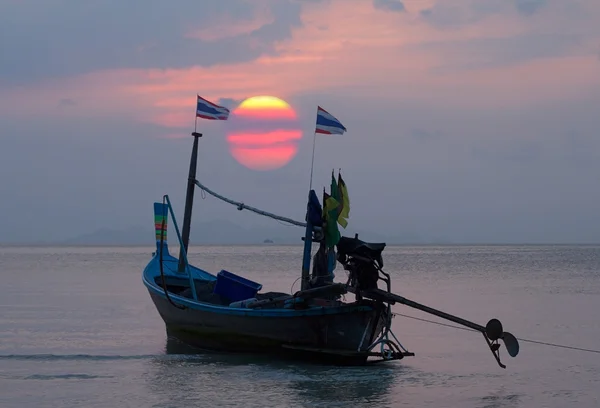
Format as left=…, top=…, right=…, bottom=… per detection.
left=57, top=219, right=433, bottom=246
left=60, top=226, right=152, bottom=246
left=59, top=220, right=304, bottom=246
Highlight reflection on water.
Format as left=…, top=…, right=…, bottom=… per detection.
left=143, top=336, right=400, bottom=407
left=287, top=366, right=401, bottom=407
left=476, top=390, right=523, bottom=408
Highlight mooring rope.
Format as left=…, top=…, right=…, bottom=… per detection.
left=392, top=312, right=600, bottom=354
left=193, top=179, right=307, bottom=227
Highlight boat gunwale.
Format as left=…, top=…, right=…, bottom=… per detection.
left=142, top=256, right=375, bottom=318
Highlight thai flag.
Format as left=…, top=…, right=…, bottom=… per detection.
left=315, top=106, right=347, bottom=135
left=196, top=95, right=230, bottom=120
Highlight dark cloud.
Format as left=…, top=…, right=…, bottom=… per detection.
left=217, top=98, right=245, bottom=110
left=419, top=0, right=549, bottom=28
left=416, top=33, right=583, bottom=72
left=419, top=1, right=499, bottom=28
left=249, top=2, right=302, bottom=43
left=0, top=0, right=303, bottom=85
left=515, top=0, right=547, bottom=16
left=373, top=0, right=406, bottom=13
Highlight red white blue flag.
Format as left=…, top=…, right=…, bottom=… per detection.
left=196, top=95, right=230, bottom=120
left=315, top=106, right=346, bottom=135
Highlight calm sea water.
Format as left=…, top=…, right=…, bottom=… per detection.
left=1, top=245, right=599, bottom=408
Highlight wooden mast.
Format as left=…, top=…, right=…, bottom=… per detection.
left=178, top=132, right=201, bottom=272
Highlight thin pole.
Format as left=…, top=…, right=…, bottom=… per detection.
left=302, top=109, right=319, bottom=289
left=178, top=132, right=201, bottom=272
left=308, top=131, right=317, bottom=191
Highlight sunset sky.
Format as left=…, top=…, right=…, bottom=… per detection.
left=1, top=0, right=600, bottom=243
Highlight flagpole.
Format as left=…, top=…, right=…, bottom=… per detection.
left=302, top=107, right=320, bottom=291
left=308, top=131, right=317, bottom=191
left=194, top=97, right=198, bottom=134
left=194, top=95, right=198, bottom=133
left=180, top=95, right=203, bottom=271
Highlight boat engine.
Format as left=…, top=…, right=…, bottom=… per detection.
left=336, top=234, right=389, bottom=299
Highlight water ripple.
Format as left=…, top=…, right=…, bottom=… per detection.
left=0, top=353, right=183, bottom=362
left=23, top=374, right=114, bottom=380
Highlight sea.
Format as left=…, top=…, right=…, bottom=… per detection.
left=1, top=244, right=599, bottom=408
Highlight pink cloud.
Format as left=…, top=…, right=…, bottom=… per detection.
left=1, top=0, right=599, bottom=128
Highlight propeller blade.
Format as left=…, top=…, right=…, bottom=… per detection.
left=502, top=332, right=520, bottom=357
left=485, top=318, right=503, bottom=341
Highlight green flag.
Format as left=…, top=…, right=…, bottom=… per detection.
left=323, top=189, right=341, bottom=248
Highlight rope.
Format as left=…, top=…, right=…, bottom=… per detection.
left=517, top=338, right=600, bottom=354
left=193, top=179, right=307, bottom=228
left=393, top=312, right=477, bottom=332
left=392, top=312, right=600, bottom=355
left=290, top=276, right=302, bottom=294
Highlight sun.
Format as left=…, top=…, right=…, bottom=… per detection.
left=226, top=96, right=302, bottom=171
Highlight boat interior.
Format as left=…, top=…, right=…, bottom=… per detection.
left=154, top=274, right=294, bottom=306
left=152, top=256, right=346, bottom=310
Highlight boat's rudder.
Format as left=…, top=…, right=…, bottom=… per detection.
left=154, top=202, right=170, bottom=255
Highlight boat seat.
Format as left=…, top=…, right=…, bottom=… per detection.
left=336, top=235, right=386, bottom=266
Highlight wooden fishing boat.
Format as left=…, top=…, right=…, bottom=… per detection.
left=142, top=129, right=520, bottom=367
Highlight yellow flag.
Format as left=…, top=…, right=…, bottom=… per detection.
left=337, top=173, right=350, bottom=227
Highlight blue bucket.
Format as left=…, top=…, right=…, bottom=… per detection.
left=213, top=270, right=262, bottom=303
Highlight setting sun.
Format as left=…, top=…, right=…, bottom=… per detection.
left=226, top=96, right=302, bottom=171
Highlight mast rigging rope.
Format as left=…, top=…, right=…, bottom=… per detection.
left=392, top=312, right=600, bottom=355
left=194, top=179, right=307, bottom=228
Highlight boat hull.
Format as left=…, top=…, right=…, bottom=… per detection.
left=148, top=290, right=388, bottom=365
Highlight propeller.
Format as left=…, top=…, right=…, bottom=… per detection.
left=350, top=287, right=521, bottom=368
left=484, top=318, right=520, bottom=367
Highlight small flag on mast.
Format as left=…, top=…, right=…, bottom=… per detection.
left=196, top=95, right=230, bottom=120
left=315, top=106, right=346, bottom=135
left=337, top=172, right=350, bottom=228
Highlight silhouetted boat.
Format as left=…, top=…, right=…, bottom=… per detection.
left=142, top=129, right=520, bottom=367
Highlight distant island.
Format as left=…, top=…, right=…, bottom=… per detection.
left=0, top=219, right=436, bottom=246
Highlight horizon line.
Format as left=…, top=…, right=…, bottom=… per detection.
left=2, top=242, right=600, bottom=248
